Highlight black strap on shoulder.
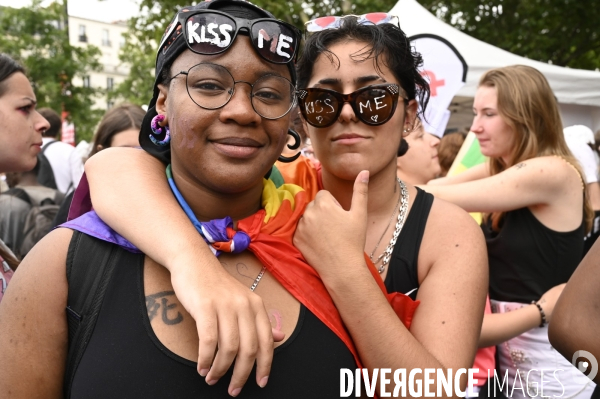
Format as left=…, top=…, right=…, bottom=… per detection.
left=41, top=139, right=59, bottom=153
left=3, top=187, right=32, bottom=205
left=64, top=231, right=122, bottom=398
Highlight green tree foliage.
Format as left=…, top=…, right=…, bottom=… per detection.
left=112, top=0, right=399, bottom=105
left=417, top=0, right=600, bottom=71
left=0, top=0, right=104, bottom=143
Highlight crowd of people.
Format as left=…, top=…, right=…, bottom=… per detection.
left=0, top=0, right=599, bottom=397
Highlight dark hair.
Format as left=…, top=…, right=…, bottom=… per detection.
left=0, top=54, right=27, bottom=268
left=89, top=103, right=145, bottom=158
left=0, top=53, right=26, bottom=97
left=397, top=139, right=409, bottom=157
left=296, top=18, right=430, bottom=118
left=38, top=108, right=62, bottom=138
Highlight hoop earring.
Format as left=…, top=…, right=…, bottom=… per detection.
left=278, top=129, right=301, bottom=163
left=149, top=114, right=171, bottom=146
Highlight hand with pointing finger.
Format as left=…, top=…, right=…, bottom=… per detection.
left=293, top=171, right=370, bottom=281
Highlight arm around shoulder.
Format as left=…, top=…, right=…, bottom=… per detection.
left=0, top=228, right=72, bottom=398
left=85, top=147, right=209, bottom=268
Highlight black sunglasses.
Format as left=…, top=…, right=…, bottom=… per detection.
left=297, top=84, right=406, bottom=128
left=160, top=9, right=302, bottom=64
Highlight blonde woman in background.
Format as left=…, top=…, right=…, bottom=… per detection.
left=423, top=65, right=595, bottom=398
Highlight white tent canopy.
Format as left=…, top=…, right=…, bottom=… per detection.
left=390, top=0, right=600, bottom=132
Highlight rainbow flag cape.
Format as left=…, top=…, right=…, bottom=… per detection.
left=63, top=169, right=419, bottom=373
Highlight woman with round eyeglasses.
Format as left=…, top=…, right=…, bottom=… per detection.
left=0, top=1, right=405, bottom=397
left=76, top=8, right=486, bottom=394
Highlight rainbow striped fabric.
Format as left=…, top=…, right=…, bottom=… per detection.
left=447, top=132, right=487, bottom=176
left=447, top=132, right=487, bottom=224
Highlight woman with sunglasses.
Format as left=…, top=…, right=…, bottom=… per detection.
left=422, top=65, right=595, bottom=398
left=0, top=1, right=406, bottom=397
left=73, top=9, right=488, bottom=394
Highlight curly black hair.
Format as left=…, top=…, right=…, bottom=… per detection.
left=296, top=18, right=430, bottom=119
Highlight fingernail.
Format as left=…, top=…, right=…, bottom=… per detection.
left=199, top=368, right=209, bottom=377
left=259, top=376, right=269, bottom=388
left=361, top=171, right=369, bottom=183
left=206, top=379, right=218, bottom=386
left=230, top=387, right=242, bottom=397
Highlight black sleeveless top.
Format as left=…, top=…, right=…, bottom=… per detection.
left=482, top=207, right=584, bottom=303
left=69, top=188, right=434, bottom=398
left=70, top=247, right=356, bottom=398
left=384, top=188, right=434, bottom=299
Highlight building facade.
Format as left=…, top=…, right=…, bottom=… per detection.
left=68, top=15, right=129, bottom=110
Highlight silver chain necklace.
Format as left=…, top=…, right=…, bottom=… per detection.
left=369, top=179, right=402, bottom=264
left=369, top=178, right=409, bottom=274
left=250, top=266, right=267, bottom=292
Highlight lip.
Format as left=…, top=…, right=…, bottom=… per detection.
left=32, top=142, right=42, bottom=151
left=210, top=137, right=263, bottom=159
left=332, top=133, right=368, bottom=145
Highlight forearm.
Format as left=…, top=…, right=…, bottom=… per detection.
left=549, top=242, right=600, bottom=383
left=479, top=305, right=540, bottom=348
left=427, top=163, right=489, bottom=186
left=85, top=148, right=216, bottom=272
left=322, top=260, right=461, bottom=397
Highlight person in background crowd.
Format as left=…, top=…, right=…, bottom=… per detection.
left=0, top=159, right=64, bottom=258
left=422, top=65, right=595, bottom=398
left=0, top=174, right=8, bottom=192
left=0, top=53, right=50, bottom=300
left=564, top=124, right=600, bottom=255
left=396, top=118, right=441, bottom=184
left=88, top=103, right=144, bottom=157
left=38, top=108, right=84, bottom=194
left=80, top=8, right=487, bottom=395
left=438, top=130, right=466, bottom=177
left=51, top=103, right=144, bottom=227
left=594, top=129, right=600, bottom=167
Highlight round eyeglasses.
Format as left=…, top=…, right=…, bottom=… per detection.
left=170, top=63, right=297, bottom=120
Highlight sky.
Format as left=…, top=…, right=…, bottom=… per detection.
left=0, top=0, right=141, bottom=23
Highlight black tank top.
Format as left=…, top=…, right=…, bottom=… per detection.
left=482, top=207, right=584, bottom=303
left=384, top=188, right=434, bottom=299
left=70, top=245, right=356, bottom=398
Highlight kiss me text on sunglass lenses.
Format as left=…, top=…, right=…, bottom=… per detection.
left=186, top=14, right=296, bottom=61
left=298, top=84, right=402, bottom=128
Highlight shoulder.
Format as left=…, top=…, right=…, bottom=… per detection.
left=419, top=197, right=487, bottom=276
left=425, top=196, right=484, bottom=242
left=0, top=228, right=72, bottom=397
left=1, top=227, right=73, bottom=318
left=18, top=228, right=73, bottom=276
left=508, top=156, right=581, bottom=181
